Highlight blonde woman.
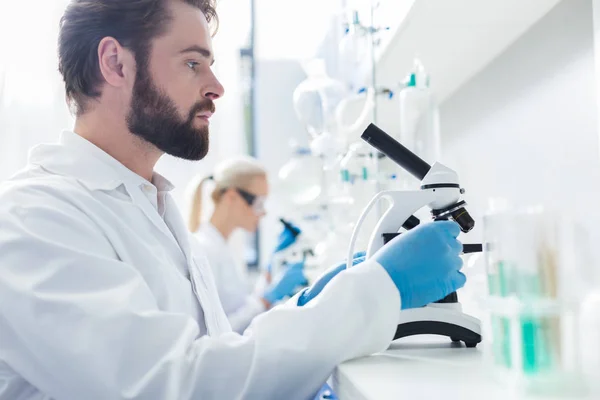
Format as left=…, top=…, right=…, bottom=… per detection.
left=188, top=156, right=307, bottom=333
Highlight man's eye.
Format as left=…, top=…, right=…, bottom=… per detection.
left=187, top=61, right=199, bottom=70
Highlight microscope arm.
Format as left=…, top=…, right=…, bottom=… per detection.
left=365, top=190, right=438, bottom=258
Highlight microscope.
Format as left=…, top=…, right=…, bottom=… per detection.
left=347, top=123, right=482, bottom=348
left=270, top=218, right=315, bottom=273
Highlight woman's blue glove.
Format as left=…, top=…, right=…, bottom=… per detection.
left=262, top=261, right=308, bottom=307
left=272, top=219, right=301, bottom=254
left=373, top=220, right=465, bottom=310
left=297, top=252, right=366, bottom=306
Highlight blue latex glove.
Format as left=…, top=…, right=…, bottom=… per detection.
left=373, top=220, right=465, bottom=310
left=297, top=252, right=366, bottom=307
left=263, top=261, right=308, bottom=306
left=272, top=219, right=301, bottom=254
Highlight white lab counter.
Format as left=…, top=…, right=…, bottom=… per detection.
left=332, top=335, right=595, bottom=400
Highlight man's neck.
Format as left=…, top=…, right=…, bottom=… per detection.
left=73, top=109, right=162, bottom=182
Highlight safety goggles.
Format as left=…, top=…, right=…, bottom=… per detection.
left=224, top=187, right=266, bottom=215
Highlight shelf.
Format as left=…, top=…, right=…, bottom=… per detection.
left=374, top=0, right=563, bottom=102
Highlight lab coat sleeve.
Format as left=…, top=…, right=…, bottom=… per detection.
left=242, top=260, right=400, bottom=398
left=0, top=186, right=399, bottom=400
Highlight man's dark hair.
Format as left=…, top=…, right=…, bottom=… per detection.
left=58, top=0, right=217, bottom=115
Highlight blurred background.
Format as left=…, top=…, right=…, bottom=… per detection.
left=3, top=0, right=600, bottom=274
left=2, top=0, right=600, bottom=292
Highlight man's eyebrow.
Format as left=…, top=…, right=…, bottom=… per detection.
left=179, top=45, right=214, bottom=65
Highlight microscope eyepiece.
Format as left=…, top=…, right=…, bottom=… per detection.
left=361, top=123, right=431, bottom=180
left=279, top=218, right=301, bottom=238
left=361, top=123, right=476, bottom=234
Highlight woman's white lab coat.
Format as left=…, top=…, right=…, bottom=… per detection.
left=0, top=131, right=400, bottom=400
left=194, top=223, right=266, bottom=333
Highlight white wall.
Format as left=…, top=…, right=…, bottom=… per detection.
left=0, top=1, right=74, bottom=181
left=254, top=60, right=310, bottom=261
left=440, top=0, right=600, bottom=374
left=439, top=0, right=600, bottom=242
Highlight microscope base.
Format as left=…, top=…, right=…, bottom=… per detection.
left=393, top=305, right=482, bottom=348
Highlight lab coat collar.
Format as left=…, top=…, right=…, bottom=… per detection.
left=28, top=131, right=174, bottom=193
left=28, top=131, right=230, bottom=335
left=31, top=131, right=180, bottom=252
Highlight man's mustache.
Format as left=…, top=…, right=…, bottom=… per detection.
left=190, top=100, right=216, bottom=116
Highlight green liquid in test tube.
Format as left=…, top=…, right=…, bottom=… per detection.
left=487, top=261, right=512, bottom=368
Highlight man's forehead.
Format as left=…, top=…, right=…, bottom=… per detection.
left=163, top=1, right=213, bottom=49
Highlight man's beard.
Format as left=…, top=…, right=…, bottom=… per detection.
left=126, top=62, right=214, bottom=161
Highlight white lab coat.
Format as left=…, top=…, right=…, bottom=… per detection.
left=0, top=131, right=401, bottom=400
left=194, top=223, right=266, bottom=333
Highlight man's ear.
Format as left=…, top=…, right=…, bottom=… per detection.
left=97, top=37, right=136, bottom=89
